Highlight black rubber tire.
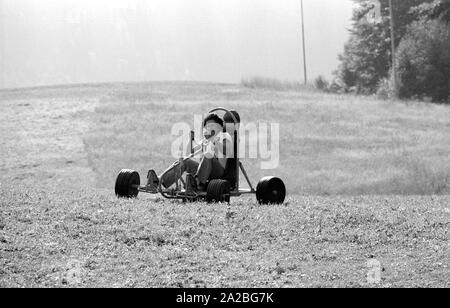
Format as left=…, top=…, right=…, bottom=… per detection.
left=115, top=169, right=140, bottom=198
left=206, top=180, right=231, bottom=203
left=256, top=177, right=286, bottom=205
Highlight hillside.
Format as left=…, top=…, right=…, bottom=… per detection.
left=0, top=82, right=449, bottom=287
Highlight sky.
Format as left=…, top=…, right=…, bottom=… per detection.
left=0, top=0, right=354, bottom=89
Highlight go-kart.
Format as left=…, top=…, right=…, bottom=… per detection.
left=115, top=108, right=286, bottom=204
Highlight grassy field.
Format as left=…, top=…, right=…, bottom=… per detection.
left=0, top=82, right=449, bottom=287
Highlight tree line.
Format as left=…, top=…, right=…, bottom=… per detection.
left=320, top=0, right=449, bottom=103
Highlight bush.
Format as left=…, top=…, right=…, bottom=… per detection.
left=376, top=77, right=396, bottom=100
left=314, top=75, right=330, bottom=92
left=241, top=77, right=309, bottom=91
left=396, top=19, right=450, bottom=102
left=328, top=80, right=346, bottom=94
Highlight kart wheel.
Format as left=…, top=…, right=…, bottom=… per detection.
left=115, top=169, right=140, bottom=198
left=206, top=180, right=231, bottom=203
left=256, top=177, right=286, bottom=205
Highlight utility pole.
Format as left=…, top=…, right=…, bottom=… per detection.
left=389, top=0, right=398, bottom=97
left=301, top=0, right=307, bottom=85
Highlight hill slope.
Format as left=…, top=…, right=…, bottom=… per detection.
left=0, top=82, right=449, bottom=287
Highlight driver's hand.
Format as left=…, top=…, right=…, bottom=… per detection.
left=204, top=140, right=215, bottom=159
left=203, top=129, right=216, bottom=140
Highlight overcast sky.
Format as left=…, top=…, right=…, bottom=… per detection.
left=0, top=0, right=354, bottom=89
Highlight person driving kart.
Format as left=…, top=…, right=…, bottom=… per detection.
left=147, top=113, right=233, bottom=193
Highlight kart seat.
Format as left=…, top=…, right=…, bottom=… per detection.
left=222, top=110, right=240, bottom=190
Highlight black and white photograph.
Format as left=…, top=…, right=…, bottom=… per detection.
left=0, top=0, right=449, bottom=291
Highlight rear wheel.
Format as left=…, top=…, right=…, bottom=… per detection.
left=206, top=180, right=231, bottom=203
left=115, top=169, right=140, bottom=198
left=256, top=177, right=286, bottom=205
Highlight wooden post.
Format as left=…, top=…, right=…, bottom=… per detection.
left=389, top=0, right=398, bottom=97
left=301, top=0, right=307, bottom=85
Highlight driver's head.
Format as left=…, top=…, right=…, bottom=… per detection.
left=203, top=113, right=223, bottom=139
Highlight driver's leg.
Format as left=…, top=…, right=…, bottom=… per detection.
left=160, top=158, right=199, bottom=188
left=196, top=157, right=225, bottom=186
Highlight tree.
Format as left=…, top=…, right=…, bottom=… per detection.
left=413, top=0, right=450, bottom=23
left=396, top=18, right=450, bottom=102
left=335, top=0, right=433, bottom=94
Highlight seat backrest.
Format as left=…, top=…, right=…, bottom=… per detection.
left=223, top=155, right=238, bottom=189
left=222, top=110, right=240, bottom=189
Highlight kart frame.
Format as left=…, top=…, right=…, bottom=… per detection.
left=135, top=107, right=256, bottom=201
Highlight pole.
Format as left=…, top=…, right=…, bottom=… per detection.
left=389, top=0, right=398, bottom=97
left=301, top=0, right=307, bottom=85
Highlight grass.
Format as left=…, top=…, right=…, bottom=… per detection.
left=0, top=81, right=449, bottom=288
left=1, top=188, right=448, bottom=287
left=79, top=82, right=450, bottom=195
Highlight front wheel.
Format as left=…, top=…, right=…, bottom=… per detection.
left=115, top=169, right=140, bottom=198
left=206, top=180, right=231, bottom=203
left=256, top=177, right=286, bottom=205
